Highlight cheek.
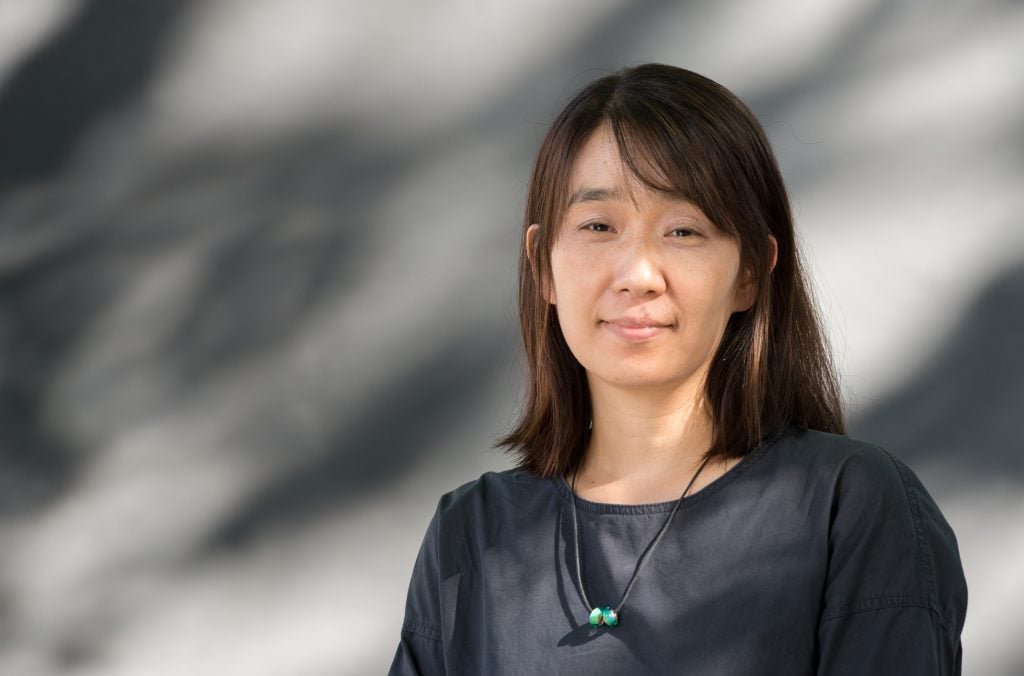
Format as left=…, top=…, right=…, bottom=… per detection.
left=680, top=251, right=743, bottom=307
left=692, top=269, right=739, bottom=310
left=549, top=247, right=598, bottom=307
left=663, top=269, right=743, bottom=341
left=549, top=256, right=604, bottom=355
left=552, top=280, right=595, bottom=330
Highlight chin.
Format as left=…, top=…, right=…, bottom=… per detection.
left=591, top=369, right=686, bottom=390
left=581, top=352, right=707, bottom=390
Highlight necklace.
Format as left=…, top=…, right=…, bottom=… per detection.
left=567, top=455, right=712, bottom=628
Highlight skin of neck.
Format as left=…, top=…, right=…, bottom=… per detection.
left=573, top=373, right=733, bottom=504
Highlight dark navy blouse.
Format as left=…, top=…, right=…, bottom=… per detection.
left=390, top=428, right=967, bottom=675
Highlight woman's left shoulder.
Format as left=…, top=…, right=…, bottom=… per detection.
left=776, top=428, right=967, bottom=639
left=774, top=426, right=904, bottom=468
left=772, top=427, right=940, bottom=502
left=773, top=427, right=958, bottom=546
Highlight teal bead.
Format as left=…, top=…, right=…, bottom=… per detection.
left=601, top=607, right=619, bottom=627
left=588, top=607, right=604, bottom=626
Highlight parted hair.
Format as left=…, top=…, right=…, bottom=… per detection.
left=497, top=63, right=845, bottom=478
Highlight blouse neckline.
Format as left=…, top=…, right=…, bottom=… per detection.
left=554, top=432, right=780, bottom=515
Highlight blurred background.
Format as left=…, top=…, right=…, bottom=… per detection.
left=0, top=0, right=1021, bottom=674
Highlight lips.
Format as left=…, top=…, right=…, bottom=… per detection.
left=601, top=317, right=673, bottom=342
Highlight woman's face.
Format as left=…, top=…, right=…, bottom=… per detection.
left=529, top=124, right=755, bottom=393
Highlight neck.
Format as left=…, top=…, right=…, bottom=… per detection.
left=573, top=378, right=725, bottom=504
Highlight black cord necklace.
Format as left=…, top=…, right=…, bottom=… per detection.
left=567, top=455, right=712, bottom=628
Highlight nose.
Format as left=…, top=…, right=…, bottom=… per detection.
left=612, top=236, right=666, bottom=298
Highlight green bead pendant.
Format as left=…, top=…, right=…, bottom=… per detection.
left=588, top=606, right=619, bottom=627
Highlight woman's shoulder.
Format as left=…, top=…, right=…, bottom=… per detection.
left=769, top=427, right=925, bottom=495
left=422, top=468, right=556, bottom=560
left=773, top=426, right=898, bottom=465
left=774, top=428, right=967, bottom=635
left=772, top=426, right=946, bottom=518
left=433, top=467, right=555, bottom=522
left=769, top=427, right=964, bottom=584
left=770, top=427, right=956, bottom=537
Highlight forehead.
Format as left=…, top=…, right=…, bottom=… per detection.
left=568, top=124, right=633, bottom=191
left=566, top=124, right=685, bottom=211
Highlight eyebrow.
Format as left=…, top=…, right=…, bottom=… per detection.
left=566, top=186, right=626, bottom=208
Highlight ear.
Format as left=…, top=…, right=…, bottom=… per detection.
left=732, top=235, right=777, bottom=312
left=526, top=223, right=555, bottom=305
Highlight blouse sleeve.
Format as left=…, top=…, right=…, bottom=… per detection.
left=389, top=506, right=445, bottom=676
left=815, top=445, right=967, bottom=675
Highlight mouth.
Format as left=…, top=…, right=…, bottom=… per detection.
left=600, top=320, right=672, bottom=343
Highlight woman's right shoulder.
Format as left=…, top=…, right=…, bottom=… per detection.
left=414, top=468, right=556, bottom=566
left=435, top=467, right=550, bottom=515
left=425, top=467, right=558, bottom=549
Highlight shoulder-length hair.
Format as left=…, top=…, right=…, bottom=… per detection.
left=497, top=63, right=845, bottom=478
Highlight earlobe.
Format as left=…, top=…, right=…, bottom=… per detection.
left=733, top=236, right=778, bottom=312
left=525, top=224, right=539, bottom=268
left=733, top=268, right=757, bottom=312
left=526, top=224, right=555, bottom=305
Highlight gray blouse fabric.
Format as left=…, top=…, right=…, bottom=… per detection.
left=389, top=428, right=967, bottom=675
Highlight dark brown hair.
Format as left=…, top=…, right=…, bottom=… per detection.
left=497, top=63, right=845, bottom=478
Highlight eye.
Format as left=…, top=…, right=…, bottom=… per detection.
left=581, top=222, right=613, bottom=233
left=669, top=227, right=698, bottom=237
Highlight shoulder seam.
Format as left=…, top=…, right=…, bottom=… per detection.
left=820, top=595, right=957, bottom=640
left=822, top=594, right=931, bottom=622
left=879, top=450, right=964, bottom=641
left=882, top=449, right=939, bottom=610
left=402, top=614, right=442, bottom=642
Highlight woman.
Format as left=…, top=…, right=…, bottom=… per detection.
left=390, top=63, right=967, bottom=675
